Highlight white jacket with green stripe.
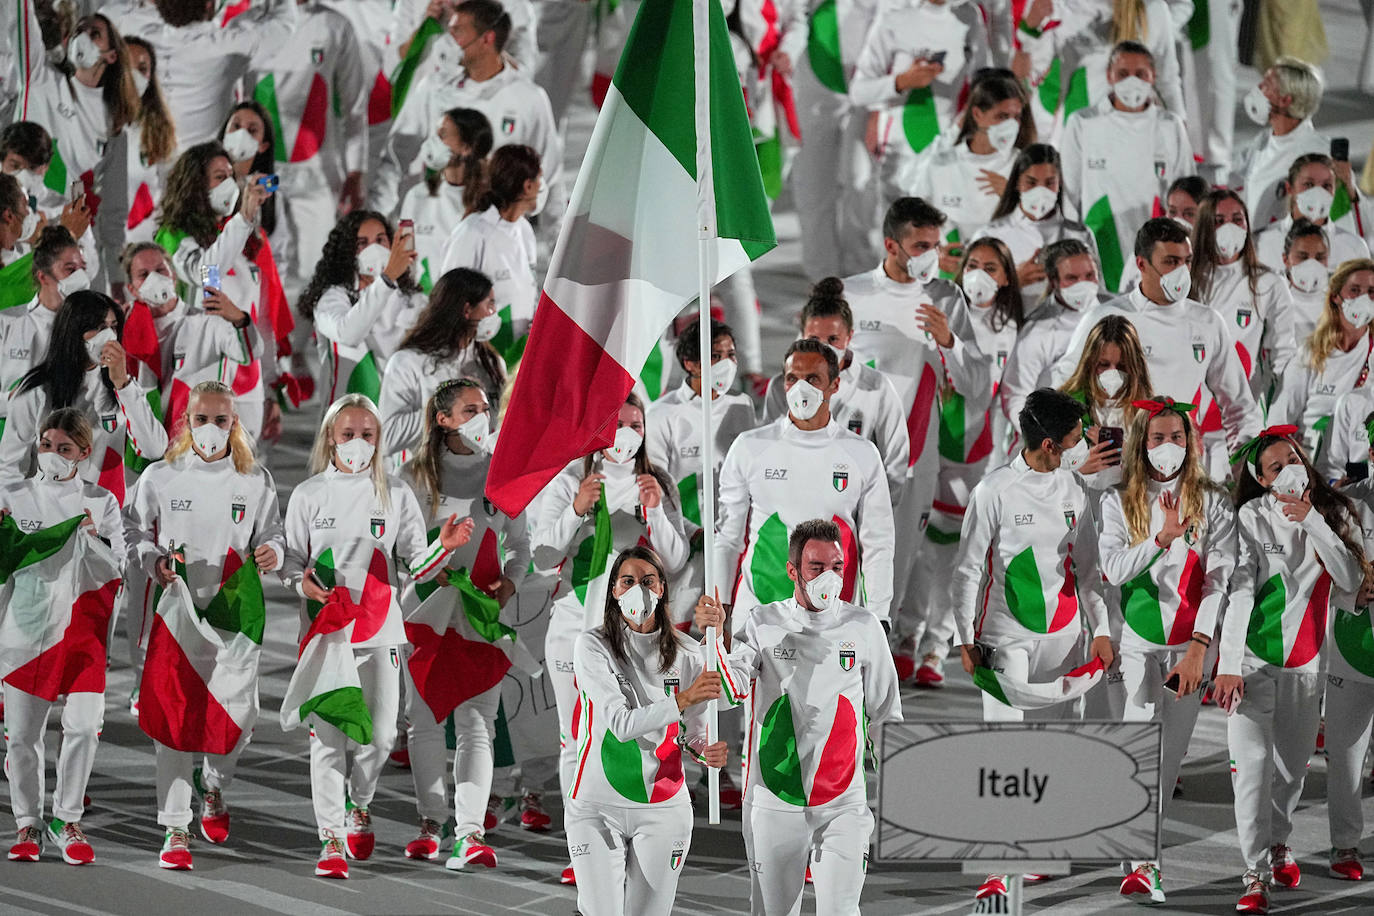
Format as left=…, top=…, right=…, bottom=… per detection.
left=951, top=452, right=1109, bottom=646
left=569, top=626, right=747, bottom=808
left=1330, top=481, right=1374, bottom=685
left=644, top=382, right=757, bottom=533
left=1218, top=493, right=1363, bottom=677
left=1098, top=477, right=1236, bottom=653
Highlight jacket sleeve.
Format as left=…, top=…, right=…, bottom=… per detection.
left=951, top=477, right=998, bottom=646
left=116, top=380, right=169, bottom=462
left=855, top=444, right=895, bottom=621
left=171, top=214, right=255, bottom=297
left=95, top=491, right=125, bottom=571
left=871, top=373, right=911, bottom=504
left=1058, top=112, right=1086, bottom=221
left=1304, top=507, right=1364, bottom=594
left=314, top=282, right=393, bottom=349
left=279, top=484, right=313, bottom=597
left=396, top=484, right=453, bottom=581
left=1000, top=318, right=1051, bottom=434
left=378, top=352, right=425, bottom=459
left=502, top=509, right=531, bottom=586
left=0, top=387, right=40, bottom=481
left=645, top=496, right=690, bottom=576
left=1151, top=3, right=1186, bottom=117
left=1218, top=505, right=1259, bottom=675
left=333, top=19, right=371, bottom=176
left=1070, top=486, right=1111, bottom=640
left=532, top=468, right=586, bottom=567
left=574, top=632, right=682, bottom=742
left=848, top=16, right=901, bottom=109
left=250, top=469, right=286, bottom=572
left=934, top=293, right=989, bottom=399
left=1266, top=360, right=1311, bottom=429
left=1260, top=274, right=1298, bottom=385
left=1097, top=489, right=1165, bottom=586
left=1195, top=492, right=1237, bottom=638
left=208, top=311, right=261, bottom=367
left=862, top=615, right=903, bottom=725
left=121, top=470, right=164, bottom=579
left=712, top=439, right=751, bottom=600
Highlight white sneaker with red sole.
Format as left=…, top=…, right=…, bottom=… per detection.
left=447, top=832, right=497, bottom=870
left=47, top=819, right=94, bottom=866
left=159, top=827, right=193, bottom=870
left=1329, top=847, right=1363, bottom=880
left=8, top=825, right=40, bottom=862
left=404, top=818, right=444, bottom=860
left=1120, top=862, right=1166, bottom=904
left=1236, top=872, right=1269, bottom=913
left=519, top=792, right=551, bottom=832
left=914, top=654, right=945, bottom=688
left=196, top=768, right=230, bottom=844
left=1269, top=844, right=1300, bottom=887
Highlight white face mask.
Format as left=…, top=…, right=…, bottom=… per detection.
left=961, top=268, right=999, bottom=306
left=334, top=437, right=375, bottom=473
left=68, top=31, right=102, bottom=71
left=1019, top=185, right=1057, bottom=220
left=1269, top=462, right=1309, bottom=499
left=1243, top=85, right=1271, bottom=125
left=1147, top=441, right=1186, bottom=478
left=1340, top=293, right=1374, bottom=329
left=786, top=378, right=824, bottom=421
left=985, top=118, right=1019, bottom=153
left=824, top=342, right=848, bottom=367
left=708, top=357, right=737, bottom=396
left=357, top=242, right=391, bottom=279
left=208, top=177, right=240, bottom=217
left=420, top=134, right=453, bottom=171
left=473, top=312, right=502, bottom=342
left=58, top=267, right=90, bottom=298
left=1171, top=215, right=1193, bottom=231
left=131, top=69, right=150, bottom=98
left=138, top=270, right=176, bottom=306
left=1112, top=75, right=1153, bottom=109
left=617, top=583, right=657, bottom=627
left=84, top=326, right=115, bottom=365
left=1097, top=368, right=1125, bottom=398
left=190, top=422, right=230, bottom=458
left=18, top=209, right=38, bottom=241
left=1214, top=222, right=1249, bottom=260
left=37, top=449, right=77, bottom=480
left=803, top=569, right=843, bottom=613
left=221, top=127, right=259, bottom=163
left=1059, top=279, right=1099, bottom=311
left=1060, top=436, right=1090, bottom=471
left=1295, top=186, right=1334, bottom=222
left=605, top=426, right=642, bottom=463
left=530, top=179, right=549, bottom=217
left=1288, top=258, right=1328, bottom=294
left=1154, top=263, right=1192, bottom=303
left=906, top=248, right=939, bottom=284
left=456, top=412, right=490, bottom=452
left=13, top=169, right=41, bottom=197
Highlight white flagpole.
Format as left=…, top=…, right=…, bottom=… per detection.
left=691, top=0, right=721, bottom=826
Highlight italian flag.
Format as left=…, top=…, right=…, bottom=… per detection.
left=0, top=252, right=37, bottom=310
left=484, top=0, right=775, bottom=515
left=280, top=588, right=373, bottom=743
left=754, top=693, right=858, bottom=807
left=404, top=568, right=540, bottom=725
left=0, top=516, right=122, bottom=701
left=1247, top=571, right=1330, bottom=668
left=973, top=656, right=1105, bottom=710
left=138, top=578, right=257, bottom=754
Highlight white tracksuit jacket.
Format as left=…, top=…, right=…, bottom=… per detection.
left=973, top=208, right=1100, bottom=305
left=438, top=205, right=538, bottom=348
left=312, top=280, right=425, bottom=407
left=645, top=381, right=757, bottom=532
left=149, top=295, right=261, bottom=426
left=1228, top=120, right=1331, bottom=230
left=911, top=141, right=1019, bottom=245
left=1197, top=262, right=1297, bottom=405
left=0, top=301, right=55, bottom=425
left=1255, top=216, right=1370, bottom=279
left=398, top=179, right=467, bottom=291
left=1268, top=335, right=1374, bottom=480
left=0, top=471, right=124, bottom=575
left=999, top=292, right=1109, bottom=437
left=378, top=344, right=507, bottom=466
left=1325, top=385, right=1374, bottom=478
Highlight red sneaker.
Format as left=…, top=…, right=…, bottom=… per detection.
left=389, top=747, right=411, bottom=769
left=346, top=806, right=375, bottom=860
left=976, top=875, right=1008, bottom=899
left=560, top=864, right=577, bottom=884
left=1270, top=844, right=1300, bottom=887
left=914, top=655, right=945, bottom=688
left=892, top=652, right=916, bottom=682
left=200, top=786, right=230, bottom=844
left=447, top=832, right=497, bottom=870
left=1329, top=847, right=1363, bottom=880
left=1119, top=863, right=1166, bottom=903
left=719, top=769, right=743, bottom=809
left=1236, top=872, right=1269, bottom=913
left=519, top=793, right=551, bottom=832
left=47, top=819, right=94, bottom=866
left=404, top=818, right=443, bottom=860
left=805, top=866, right=814, bottom=885
left=8, top=825, right=40, bottom=862
left=316, top=832, right=349, bottom=879
left=159, top=828, right=193, bottom=870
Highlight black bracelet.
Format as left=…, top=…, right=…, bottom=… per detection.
left=1190, top=634, right=1211, bottom=648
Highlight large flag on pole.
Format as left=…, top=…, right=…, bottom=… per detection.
left=484, top=0, right=776, bottom=516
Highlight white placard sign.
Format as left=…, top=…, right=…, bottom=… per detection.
left=876, top=722, right=1161, bottom=863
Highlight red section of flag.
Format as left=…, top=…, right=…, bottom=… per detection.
left=290, top=74, right=328, bottom=163
left=808, top=696, right=857, bottom=806
left=907, top=363, right=939, bottom=466
left=138, top=610, right=244, bottom=754
left=2, top=580, right=118, bottom=701
left=368, top=72, right=392, bottom=126
left=1167, top=549, right=1204, bottom=645
left=127, top=182, right=155, bottom=231
left=832, top=514, right=859, bottom=603
left=122, top=302, right=162, bottom=385
left=1287, top=570, right=1330, bottom=668
left=98, top=446, right=125, bottom=505
left=349, top=549, right=394, bottom=644
left=757, top=0, right=800, bottom=139
left=404, top=616, right=512, bottom=723
left=471, top=528, right=502, bottom=593
left=591, top=71, right=612, bottom=109
left=1049, top=545, right=1079, bottom=632
left=165, top=378, right=190, bottom=437
left=220, top=0, right=251, bottom=26
left=648, top=721, right=684, bottom=802
left=251, top=230, right=294, bottom=351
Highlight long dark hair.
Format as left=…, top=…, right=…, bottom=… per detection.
left=472, top=144, right=540, bottom=212
left=425, top=107, right=494, bottom=198
left=600, top=545, right=678, bottom=672
left=125, top=36, right=176, bottom=165
left=17, top=290, right=125, bottom=411
left=398, top=267, right=505, bottom=400
left=297, top=210, right=421, bottom=320
left=958, top=237, right=1024, bottom=331
left=64, top=15, right=140, bottom=135
left=990, top=143, right=1064, bottom=221
left=581, top=392, right=676, bottom=508
left=1191, top=188, right=1262, bottom=304
left=955, top=69, right=1035, bottom=150
left=218, top=101, right=277, bottom=236
left=159, top=141, right=233, bottom=249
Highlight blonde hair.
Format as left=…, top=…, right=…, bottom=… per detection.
left=1271, top=56, right=1325, bottom=121
left=39, top=406, right=93, bottom=452
left=409, top=378, right=484, bottom=511
left=1303, top=257, right=1374, bottom=373
left=1059, top=315, right=1153, bottom=425
left=1110, top=0, right=1149, bottom=44
left=1120, top=402, right=1217, bottom=545
left=164, top=381, right=255, bottom=473
left=310, top=393, right=391, bottom=510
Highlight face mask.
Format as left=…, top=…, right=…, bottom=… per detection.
left=37, top=449, right=77, bottom=480
left=1059, top=279, right=1099, bottom=311
left=617, top=583, right=657, bottom=626
left=334, top=437, right=375, bottom=473
left=1147, top=441, right=1186, bottom=477
left=530, top=179, right=549, bottom=217
left=1019, top=185, right=1057, bottom=220
left=786, top=378, right=824, bottom=421
left=1288, top=258, right=1328, bottom=294
left=190, top=422, right=230, bottom=458
left=12, top=169, right=41, bottom=197
left=1243, top=85, right=1271, bottom=125
left=138, top=270, right=176, bottom=306
left=208, top=177, right=240, bottom=217
left=1154, top=263, right=1191, bottom=303
left=473, top=311, right=502, bottom=342
left=131, top=69, right=149, bottom=97
left=1340, top=293, right=1374, bottom=329
left=58, top=267, right=90, bottom=298
left=708, top=357, right=737, bottom=396
left=985, top=118, right=1019, bottom=153
left=68, top=31, right=102, bottom=71
left=357, top=242, right=391, bottom=279
left=420, top=134, right=453, bottom=171
left=1294, top=186, right=1334, bottom=222
left=906, top=248, right=940, bottom=284
left=18, top=209, right=38, bottom=240
left=1060, top=436, right=1090, bottom=471
left=221, top=127, right=259, bottom=163
left=84, top=326, right=115, bottom=364
left=456, top=412, right=490, bottom=452
left=824, top=342, right=848, bottom=367
left=1214, top=222, right=1249, bottom=260
left=605, top=426, right=642, bottom=463
left=1097, top=368, right=1125, bottom=398
left=1269, top=462, right=1309, bottom=499
left=1171, top=215, right=1193, bottom=231
left=1112, top=75, right=1153, bottom=109
left=961, top=268, right=999, bottom=306
left=803, top=569, right=843, bottom=613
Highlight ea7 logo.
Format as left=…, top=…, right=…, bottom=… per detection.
left=764, top=468, right=788, bottom=480
left=569, top=843, right=590, bottom=857
left=554, top=660, right=575, bottom=673
left=1014, top=513, right=1035, bottom=526
left=18, top=519, right=40, bottom=531
left=1087, top=157, right=1108, bottom=170
left=858, top=320, right=882, bottom=331
left=772, top=647, right=796, bottom=659
left=1262, top=543, right=1285, bottom=555
left=170, top=499, right=193, bottom=511
left=678, top=445, right=701, bottom=458
left=313, top=517, right=336, bottom=529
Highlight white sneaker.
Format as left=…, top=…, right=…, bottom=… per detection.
left=446, top=832, right=497, bottom=870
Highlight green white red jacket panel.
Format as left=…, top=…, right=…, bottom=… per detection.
left=1268, top=338, right=1374, bottom=481
left=736, top=598, right=901, bottom=811
left=1218, top=494, right=1363, bottom=676
left=951, top=452, right=1109, bottom=647
left=1098, top=477, right=1236, bottom=653
left=0, top=474, right=124, bottom=571
left=1330, top=479, right=1374, bottom=684
left=569, top=626, right=748, bottom=807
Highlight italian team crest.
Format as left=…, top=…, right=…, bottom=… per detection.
left=832, top=467, right=849, bottom=492
left=997, top=349, right=1008, bottom=369
left=663, top=677, right=679, bottom=696
left=389, top=647, right=400, bottom=668
left=1154, top=159, right=1167, bottom=179
left=311, top=47, right=325, bottom=65
left=919, top=512, right=929, bottom=531
left=230, top=502, right=245, bottom=524
left=838, top=642, right=856, bottom=671
left=370, top=517, right=386, bottom=539
left=670, top=847, right=684, bottom=870
left=1184, top=522, right=1199, bottom=546
left=1064, top=510, right=1077, bottom=529
left=847, top=417, right=863, bottom=435
left=502, top=116, right=516, bottom=135
left=175, top=352, right=186, bottom=370
left=1236, top=309, right=1252, bottom=329
left=1192, top=343, right=1206, bottom=363
left=100, top=414, right=117, bottom=433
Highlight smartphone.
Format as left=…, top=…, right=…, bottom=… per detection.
left=257, top=173, right=279, bottom=192
left=973, top=640, right=997, bottom=671
left=1162, top=672, right=1181, bottom=695
left=398, top=218, right=415, bottom=251
left=929, top=50, right=948, bottom=66
left=1100, top=426, right=1124, bottom=464
left=1331, top=137, right=1350, bottom=162
left=201, top=263, right=221, bottom=290
left=70, top=179, right=83, bottom=202
left=1347, top=461, right=1370, bottom=482
left=306, top=569, right=326, bottom=591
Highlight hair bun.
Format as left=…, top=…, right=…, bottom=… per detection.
left=813, top=276, right=845, bottom=299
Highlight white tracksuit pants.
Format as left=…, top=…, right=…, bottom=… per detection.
left=120, top=574, right=155, bottom=680
left=309, top=645, right=401, bottom=838
left=744, top=801, right=872, bottom=916
left=1181, top=0, right=1241, bottom=180
left=545, top=598, right=583, bottom=794
left=1120, top=645, right=1203, bottom=867
left=907, top=496, right=966, bottom=659
left=1226, top=665, right=1323, bottom=872
left=155, top=687, right=259, bottom=829
left=1323, top=672, right=1374, bottom=849
left=534, top=0, right=595, bottom=128
left=279, top=162, right=338, bottom=282
left=566, top=795, right=693, bottom=916
left=3, top=686, right=103, bottom=829
left=406, top=670, right=501, bottom=837
left=981, top=628, right=1084, bottom=722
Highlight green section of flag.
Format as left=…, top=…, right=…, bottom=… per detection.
left=755, top=128, right=783, bottom=201
left=937, top=390, right=967, bottom=462
left=1084, top=196, right=1124, bottom=292
left=1120, top=564, right=1167, bottom=645
left=806, top=0, right=846, bottom=94
left=571, top=491, right=613, bottom=604
left=1188, top=0, right=1210, bottom=50
left=124, top=387, right=162, bottom=475
left=252, top=74, right=289, bottom=162
left=902, top=88, right=941, bottom=155
left=0, top=515, right=82, bottom=583
left=43, top=143, right=67, bottom=195
left=1004, top=546, right=1048, bottom=633
left=488, top=304, right=528, bottom=366
left=640, top=340, right=666, bottom=400
left=757, top=694, right=806, bottom=806
left=346, top=350, right=381, bottom=402
left=454, top=566, right=513, bottom=643
left=1245, top=573, right=1287, bottom=666
left=971, top=665, right=1011, bottom=705
left=1037, top=59, right=1062, bottom=113
left=300, top=685, right=372, bottom=744
left=197, top=556, right=266, bottom=644
left=390, top=17, right=445, bottom=117
left=676, top=472, right=701, bottom=527
left=600, top=726, right=651, bottom=803
left=0, top=252, right=37, bottom=311
left=1063, top=67, right=1090, bottom=118
left=750, top=513, right=793, bottom=603
left=1332, top=182, right=1354, bottom=224
left=1333, top=605, right=1374, bottom=679
left=305, top=549, right=337, bottom=620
